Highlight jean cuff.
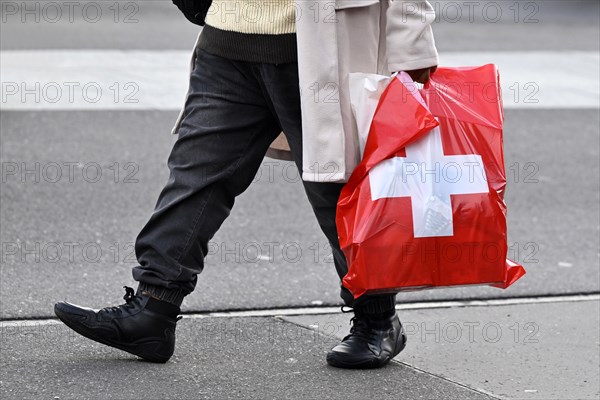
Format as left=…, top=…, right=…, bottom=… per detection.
left=353, top=294, right=396, bottom=315
left=137, top=282, right=187, bottom=307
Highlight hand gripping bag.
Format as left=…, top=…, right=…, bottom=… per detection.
left=337, top=65, right=526, bottom=298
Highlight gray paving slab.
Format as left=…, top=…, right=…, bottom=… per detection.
left=1, top=109, right=599, bottom=318
left=284, top=300, right=600, bottom=400
left=1, top=1, right=598, bottom=51
left=0, top=316, right=492, bottom=400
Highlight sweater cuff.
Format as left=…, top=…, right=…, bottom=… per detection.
left=388, top=55, right=439, bottom=73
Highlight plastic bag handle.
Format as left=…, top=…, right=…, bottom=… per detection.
left=395, top=71, right=431, bottom=112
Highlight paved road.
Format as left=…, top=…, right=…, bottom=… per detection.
left=1, top=1, right=599, bottom=399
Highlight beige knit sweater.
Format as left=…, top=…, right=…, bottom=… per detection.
left=205, top=0, right=296, bottom=34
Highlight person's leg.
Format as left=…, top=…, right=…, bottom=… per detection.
left=133, top=49, right=282, bottom=305
left=55, top=49, right=282, bottom=362
left=256, top=62, right=394, bottom=308
left=258, top=61, right=403, bottom=369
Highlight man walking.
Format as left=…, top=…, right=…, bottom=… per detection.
left=55, top=0, right=438, bottom=369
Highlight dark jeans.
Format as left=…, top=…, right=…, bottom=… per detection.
left=132, top=48, right=389, bottom=309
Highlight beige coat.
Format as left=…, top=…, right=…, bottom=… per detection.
left=173, top=0, right=439, bottom=183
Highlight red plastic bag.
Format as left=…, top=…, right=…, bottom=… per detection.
left=337, top=65, right=526, bottom=298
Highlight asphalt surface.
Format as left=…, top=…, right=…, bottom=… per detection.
left=1, top=1, right=599, bottom=399
left=1, top=1, right=598, bottom=51
left=1, top=108, right=598, bottom=317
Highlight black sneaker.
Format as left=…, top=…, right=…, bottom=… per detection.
left=54, top=286, right=180, bottom=363
left=326, top=312, right=406, bottom=369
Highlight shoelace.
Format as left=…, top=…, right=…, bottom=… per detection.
left=99, top=286, right=139, bottom=315
left=341, top=306, right=373, bottom=342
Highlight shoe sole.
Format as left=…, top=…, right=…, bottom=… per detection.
left=326, top=332, right=407, bottom=369
left=54, top=305, right=172, bottom=363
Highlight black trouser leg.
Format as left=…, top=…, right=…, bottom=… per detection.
left=133, top=49, right=281, bottom=303
left=259, top=62, right=395, bottom=310
left=133, top=49, right=395, bottom=311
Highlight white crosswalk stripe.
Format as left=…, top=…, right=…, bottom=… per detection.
left=2, top=50, right=598, bottom=110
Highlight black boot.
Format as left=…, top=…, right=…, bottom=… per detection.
left=54, top=286, right=180, bottom=363
left=326, top=311, right=406, bottom=369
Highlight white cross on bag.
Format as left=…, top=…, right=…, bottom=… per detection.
left=368, top=126, right=490, bottom=238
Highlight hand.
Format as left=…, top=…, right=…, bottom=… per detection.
left=405, top=66, right=437, bottom=84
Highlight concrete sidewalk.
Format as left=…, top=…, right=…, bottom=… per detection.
left=2, top=297, right=598, bottom=399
